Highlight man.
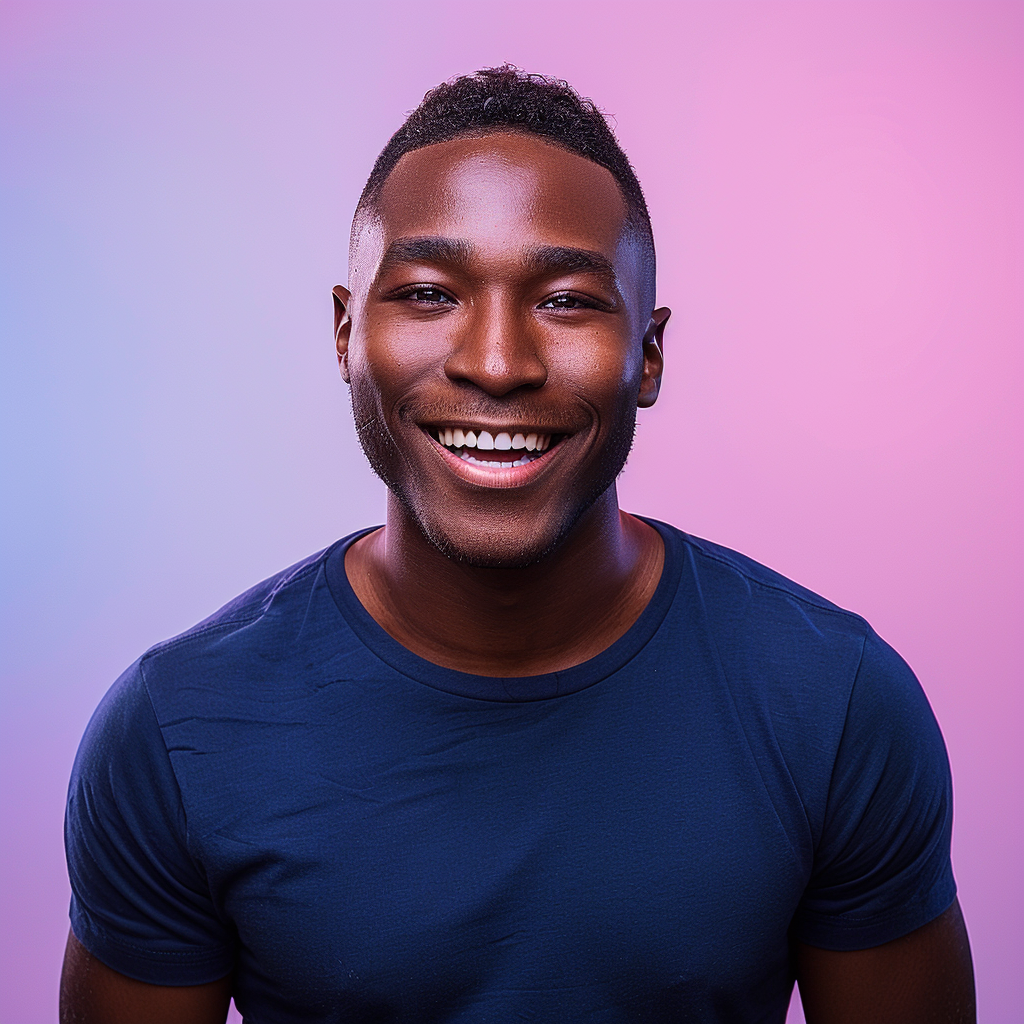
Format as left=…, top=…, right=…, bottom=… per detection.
left=62, top=68, right=975, bottom=1023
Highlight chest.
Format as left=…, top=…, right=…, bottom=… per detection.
left=183, top=686, right=810, bottom=1020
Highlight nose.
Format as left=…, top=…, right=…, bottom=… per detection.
left=443, top=297, right=548, bottom=397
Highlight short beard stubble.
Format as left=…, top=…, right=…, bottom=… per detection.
left=350, top=392, right=639, bottom=570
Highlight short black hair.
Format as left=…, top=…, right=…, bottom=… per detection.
left=355, top=66, right=656, bottom=298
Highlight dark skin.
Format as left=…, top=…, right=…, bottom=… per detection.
left=339, top=134, right=668, bottom=674
left=60, top=132, right=975, bottom=1022
left=60, top=931, right=231, bottom=1024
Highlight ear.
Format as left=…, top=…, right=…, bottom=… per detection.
left=332, top=285, right=353, bottom=383
left=637, top=306, right=670, bottom=408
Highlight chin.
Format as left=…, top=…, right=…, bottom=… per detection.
left=356, top=403, right=637, bottom=570
left=414, top=512, right=570, bottom=570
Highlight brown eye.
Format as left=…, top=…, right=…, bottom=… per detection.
left=406, top=287, right=454, bottom=304
left=540, top=294, right=592, bottom=310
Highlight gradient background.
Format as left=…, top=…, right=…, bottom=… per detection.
left=1, top=2, right=1020, bottom=1021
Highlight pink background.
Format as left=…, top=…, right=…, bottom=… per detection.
left=1, top=2, right=1020, bottom=1021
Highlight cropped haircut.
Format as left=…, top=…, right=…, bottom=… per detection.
left=354, top=66, right=656, bottom=299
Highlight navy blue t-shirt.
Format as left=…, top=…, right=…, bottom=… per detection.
left=65, top=521, right=955, bottom=1023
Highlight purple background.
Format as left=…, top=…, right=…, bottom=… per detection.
left=1, top=3, right=1020, bottom=1021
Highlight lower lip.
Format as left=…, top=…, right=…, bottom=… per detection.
left=424, top=433, right=565, bottom=489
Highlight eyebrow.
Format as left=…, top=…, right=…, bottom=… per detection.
left=376, top=236, right=472, bottom=276
left=523, top=245, right=617, bottom=281
left=376, top=236, right=618, bottom=284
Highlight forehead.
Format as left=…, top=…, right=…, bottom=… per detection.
left=363, top=133, right=630, bottom=265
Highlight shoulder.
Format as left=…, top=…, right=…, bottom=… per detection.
left=135, top=537, right=368, bottom=702
left=70, top=534, right=377, bottom=851
left=652, top=522, right=943, bottom=810
left=70, top=540, right=346, bottom=804
left=674, top=528, right=929, bottom=721
left=145, top=544, right=335, bottom=657
left=654, top=525, right=956, bottom=947
left=654, top=522, right=875, bottom=680
left=676, top=527, right=870, bottom=634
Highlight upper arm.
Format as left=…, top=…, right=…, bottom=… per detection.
left=65, top=662, right=235, bottom=986
left=793, top=631, right=957, bottom=949
left=789, top=631, right=973, bottom=1020
left=795, top=897, right=975, bottom=1024
left=60, top=930, right=232, bottom=1024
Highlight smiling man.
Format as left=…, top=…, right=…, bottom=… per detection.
left=62, top=68, right=974, bottom=1024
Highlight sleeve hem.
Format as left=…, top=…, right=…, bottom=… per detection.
left=792, top=878, right=957, bottom=951
left=70, top=910, right=234, bottom=986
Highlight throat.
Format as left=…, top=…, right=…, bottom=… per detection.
left=345, top=509, right=664, bottom=678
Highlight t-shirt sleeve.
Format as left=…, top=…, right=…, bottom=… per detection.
left=65, top=658, right=236, bottom=984
left=791, top=629, right=957, bottom=950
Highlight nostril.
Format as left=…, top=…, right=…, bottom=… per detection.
left=444, top=353, right=548, bottom=396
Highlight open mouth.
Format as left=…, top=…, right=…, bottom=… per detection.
left=424, top=426, right=565, bottom=469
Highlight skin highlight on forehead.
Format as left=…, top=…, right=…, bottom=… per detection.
left=348, top=133, right=653, bottom=318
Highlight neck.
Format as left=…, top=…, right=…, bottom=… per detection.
left=344, top=487, right=664, bottom=676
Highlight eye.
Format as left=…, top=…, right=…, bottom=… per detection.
left=538, top=293, right=596, bottom=310
left=401, top=286, right=455, bottom=305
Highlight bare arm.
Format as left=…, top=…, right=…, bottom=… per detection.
left=795, top=898, right=975, bottom=1024
left=60, top=930, right=233, bottom=1024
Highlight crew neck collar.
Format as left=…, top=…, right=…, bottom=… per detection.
left=323, top=518, right=684, bottom=702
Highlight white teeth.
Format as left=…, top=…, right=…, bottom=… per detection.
left=461, top=452, right=538, bottom=468
left=432, top=426, right=560, bottom=455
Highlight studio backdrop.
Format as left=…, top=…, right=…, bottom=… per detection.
left=1, top=2, right=1020, bottom=1021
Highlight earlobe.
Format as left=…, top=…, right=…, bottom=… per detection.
left=637, top=306, right=670, bottom=409
left=332, top=285, right=353, bottom=383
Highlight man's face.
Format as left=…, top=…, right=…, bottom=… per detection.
left=338, top=132, right=666, bottom=567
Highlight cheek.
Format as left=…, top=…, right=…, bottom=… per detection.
left=345, top=337, right=394, bottom=430
left=356, top=319, right=452, bottom=389
left=551, top=334, right=644, bottom=413
left=347, top=326, right=418, bottom=408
